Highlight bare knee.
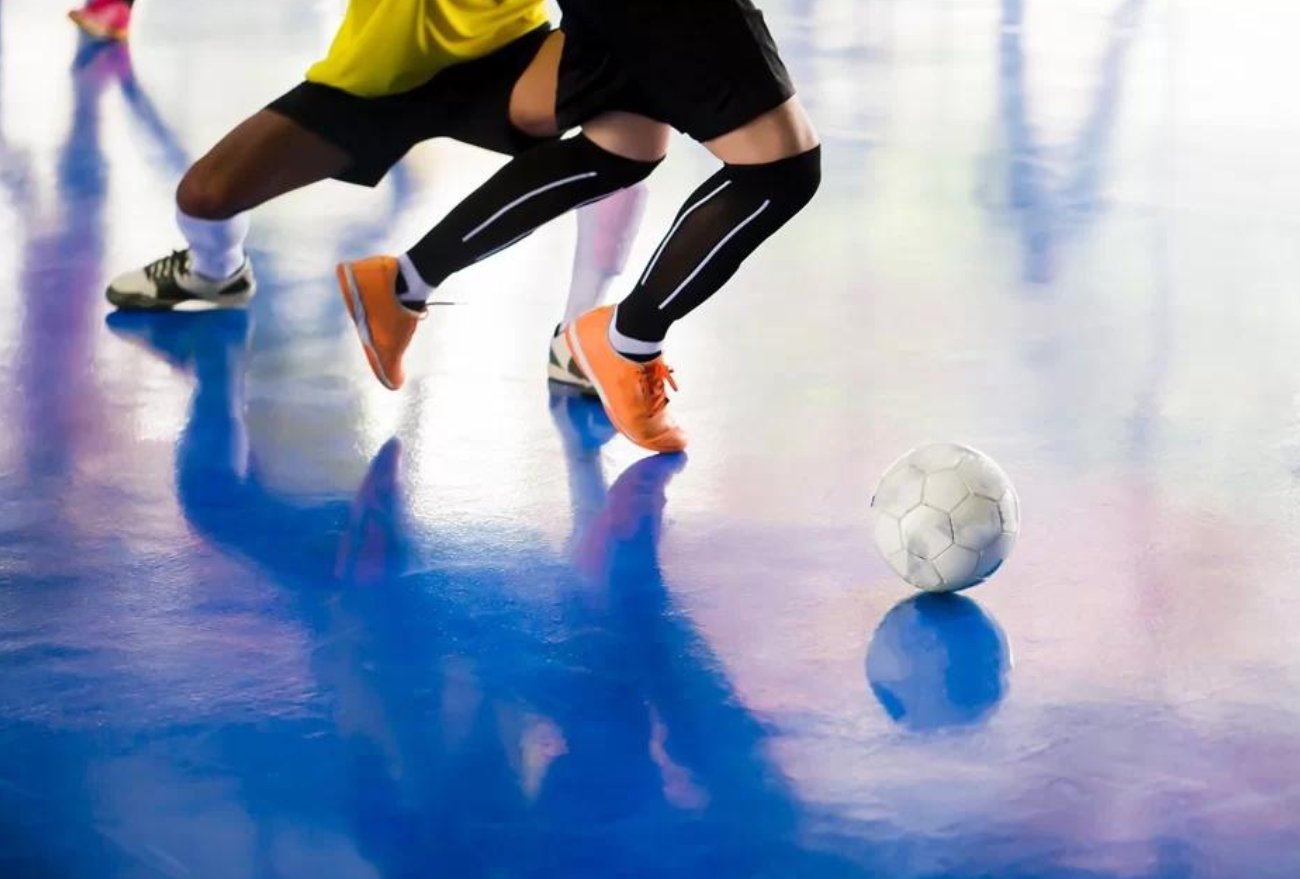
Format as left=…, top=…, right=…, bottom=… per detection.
left=509, top=31, right=564, bottom=140
left=705, top=97, right=820, bottom=165
left=582, top=113, right=672, bottom=164
left=509, top=102, right=560, bottom=140
left=175, top=163, right=243, bottom=220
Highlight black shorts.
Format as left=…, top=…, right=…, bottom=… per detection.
left=266, top=26, right=553, bottom=187
left=554, top=0, right=796, bottom=142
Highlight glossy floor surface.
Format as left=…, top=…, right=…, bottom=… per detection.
left=3, top=1, right=1299, bottom=877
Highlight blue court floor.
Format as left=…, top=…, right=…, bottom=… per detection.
left=2, top=0, right=1299, bottom=877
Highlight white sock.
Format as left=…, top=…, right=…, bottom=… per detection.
left=564, top=265, right=615, bottom=327
left=397, top=253, right=436, bottom=306
left=176, top=207, right=250, bottom=281
left=562, top=184, right=648, bottom=327
left=607, top=306, right=662, bottom=359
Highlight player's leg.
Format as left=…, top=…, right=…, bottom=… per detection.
left=511, top=31, right=656, bottom=393
left=507, top=31, right=655, bottom=393
left=564, top=1, right=822, bottom=453
left=106, top=106, right=352, bottom=311
left=176, top=109, right=354, bottom=222
left=120, top=26, right=564, bottom=317
left=342, top=24, right=664, bottom=304
left=107, top=24, right=565, bottom=319
left=334, top=19, right=673, bottom=392
left=336, top=109, right=667, bottom=391
left=411, top=25, right=660, bottom=298
left=568, top=113, right=821, bottom=452
left=393, top=110, right=667, bottom=307
left=547, top=181, right=649, bottom=392
left=604, top=97, right=821, bottom=360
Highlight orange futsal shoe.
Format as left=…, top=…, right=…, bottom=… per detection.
left=336, top=257, right=421, bottom=391
left=564, top=306, right=687, bottom=454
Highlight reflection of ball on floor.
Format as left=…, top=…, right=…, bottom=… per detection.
left=871, top=442, right=1020, bottom=592
left=866, top=593, right=1011, bottom=731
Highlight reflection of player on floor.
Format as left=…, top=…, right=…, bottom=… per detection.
left=108, top=309, right=866, bottom=875
left=338, top=0, right=822, bottom=453
left=102, top=0, right=644, bottom=396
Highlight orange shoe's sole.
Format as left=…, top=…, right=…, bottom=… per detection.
left=336, top=263, right=399, bottom=391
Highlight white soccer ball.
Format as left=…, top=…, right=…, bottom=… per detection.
left=871, top=443, right=1020, bottom=592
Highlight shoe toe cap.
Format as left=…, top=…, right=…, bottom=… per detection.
left=106, top=268, right=150, bottom=297
left=643, top=426, right=688, bottom=454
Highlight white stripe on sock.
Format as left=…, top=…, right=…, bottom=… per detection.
left=462, top=172, right=598, bottom=242
left=639, top=180, right=732, bottom=286
left=472, top=230, right=535, bottom=264
left=607, top=307, right=663, bottom=357
left=657, top=200, right=771, bottom=311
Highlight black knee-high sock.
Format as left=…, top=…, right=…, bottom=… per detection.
left=403, top=134, right=660, bottom=292
left=612, top=147, right=822, bottom=352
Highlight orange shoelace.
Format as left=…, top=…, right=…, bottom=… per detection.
left=640, top=360, right=678, bottom=414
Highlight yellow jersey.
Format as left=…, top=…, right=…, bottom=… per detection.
left=306, top=0, right=549, bottom=98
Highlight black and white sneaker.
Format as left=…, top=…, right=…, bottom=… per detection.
left=547, top=323, right=596, bottom=394
left=106, top=249, right=256, bottom=312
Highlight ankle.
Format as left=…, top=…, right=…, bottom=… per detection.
left=607, top=306, right=663, bottom=361
left=397, top=253, right=435, bottom=308
left=190, top=251, right=245, bottom=283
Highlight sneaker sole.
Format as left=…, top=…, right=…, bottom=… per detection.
left=336, top=263, right=398, bottom=391
left=105, top=283, right=255, bottom=312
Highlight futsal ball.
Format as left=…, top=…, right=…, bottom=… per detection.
left=871, top=443, right=1020, bottom=592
